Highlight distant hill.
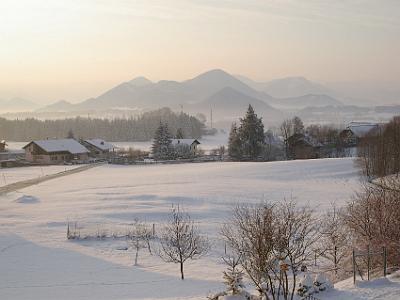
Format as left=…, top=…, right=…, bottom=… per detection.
left=189, top=87, right=283, bottom=124
left=129, top=76, right=153, bottom=87
left=236, top=75, right=336, bottom=99
left=0, top=98, right=39, bottom=112
left=37, top=100, right=74, bottom=112
left=272, top=94, right=343, bottom=109
left=183, top=69, right=274, bottom=102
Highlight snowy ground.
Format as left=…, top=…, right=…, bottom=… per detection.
left=0, top=165, right=80, bottom=187
left=1, top=158, right=397, bottom=299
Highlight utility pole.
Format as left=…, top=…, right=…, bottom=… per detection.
left=210, top=108, right=213, bottom=129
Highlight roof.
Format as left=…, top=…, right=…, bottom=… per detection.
left=287, top=133, right=322, bottom=148
left=171, top=139, right=200, bottom=146
left=84, top=139, right=114, bottom=151
left=347, top=122, right=379, bottom=138
left=24, top=139, right=89, bottom=154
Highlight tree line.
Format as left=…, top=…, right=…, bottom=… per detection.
left=0, top=107, right=205, bottom=142
left=357, top=116, right=400, bottom=178
left=228, top=105, right=350, bottom=162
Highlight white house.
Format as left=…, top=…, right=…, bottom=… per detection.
left=23, top=139, right=89, bottom=164
left=171, top=139, right=200, bottom=156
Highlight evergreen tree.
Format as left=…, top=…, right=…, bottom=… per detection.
left=292, top=116, right=305, bottom=135
left=228, top=123, right=242, bottom=160
left=67, top=129, right=75, bottom=139
left=152, top=122, right=173, bottom=160
left=176, top=128, right=184, bottom=139
left=238, top=105, right=265, bottom=159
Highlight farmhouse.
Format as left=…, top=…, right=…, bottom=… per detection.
left=287, top=133, right=322, bottom=160
left=171, top=139, right=200, bottom=156
left=81, top=139, right=114, bottom=159
left=339, top=122, right=380, bottom=147
left=23, top=139, right=89, bottom=164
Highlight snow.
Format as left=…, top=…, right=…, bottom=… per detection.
left=25, top=139, right=89, bottom=154
left=1, top=158, right=396, bottom=299
left=323, top=273, right=400, bottom=300
left=14, top=195, right=40, bottom=204
left=0, top=165, right=80, bottom=187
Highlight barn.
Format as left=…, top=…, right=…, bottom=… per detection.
left=23, top=139, right=89, bottom=164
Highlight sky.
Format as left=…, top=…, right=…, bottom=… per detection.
left=0, top=0, right=399, bottom=104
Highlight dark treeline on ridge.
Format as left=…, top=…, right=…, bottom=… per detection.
left=0, top=108, right=205, bottom=142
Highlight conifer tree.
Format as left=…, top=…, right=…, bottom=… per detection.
left=228, top=123, right=242, bottom=160
left=176, top=128, right=184, bottom=139
left=152, top=122, right=173, bottom=159
left=238, top=105, right=265, bottom=159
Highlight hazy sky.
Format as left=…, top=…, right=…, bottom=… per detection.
left=1, top=0, right=399, bottom=103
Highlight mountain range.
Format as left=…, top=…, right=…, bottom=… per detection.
left=34, top=69, right=344, bottom=124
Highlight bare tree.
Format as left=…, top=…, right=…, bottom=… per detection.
left=158, top=205, right=209, bottom=280
left=274, top=201, right=319, bottom=300
left=280, top=119, right=293, bottom=159
left=128, top=218, right=152, bottom=266
left=343, top=181, right=400, bottom=267
left=318, top=204, right=350, bottom=279
left=222, top=201, right=319, bottom=300
left=222, top=202, right=277, bottom=299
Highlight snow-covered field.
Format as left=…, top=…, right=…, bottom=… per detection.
left=1, top=158, right=399, bottom=299
left=0, top=165, right=80, bottom=187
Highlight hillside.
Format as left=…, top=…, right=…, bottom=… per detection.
left=189, top=87, right=283, bottom=123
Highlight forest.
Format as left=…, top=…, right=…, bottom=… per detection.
left=0, top=108, right=205, bottom=142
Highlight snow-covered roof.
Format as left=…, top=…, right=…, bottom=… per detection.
left=84, top=139, right=114, bottom=151
left=171, top=139, right=200, bottom=146
left=347, top=122, right=379, bottom=138
left=24, top=139, right=89, bottom=154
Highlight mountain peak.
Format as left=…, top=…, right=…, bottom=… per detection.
left=191, top=69, right=232, bottom=81
left=129, top=76, right=153, bottom=86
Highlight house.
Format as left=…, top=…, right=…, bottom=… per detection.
left=287, top=133, right=322, bottom=160
left=0, top=140, right=7, bottom=152
left=339, top=122, right=380, bottom=147
left=171, top=139, right=201, bottom=156
left=23, top=139, right=89, bottom=164
left=81, top=139, right=114, bottom=159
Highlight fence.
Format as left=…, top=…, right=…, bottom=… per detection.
left=352, top=246, right=387, bottom=284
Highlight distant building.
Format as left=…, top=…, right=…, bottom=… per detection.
left=339, top=122, right=380, bottom=147
left=23, top=139, right=89, bottom=164
left=0, top=140, right=7, bottom=152
left=81, top=139, right=114, bottom=159
left=171, top=139, right=201, bottom=156
left=287, top=133, right=322, bottom=160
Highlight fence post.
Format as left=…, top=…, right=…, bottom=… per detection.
left=314, top=250, right=317, bottom=266
left=367, top=244, right=370, bottom=281
left=152, top=223, right=155, bottom=236
left=353, top=249, right=356, bottom=285
left=383, top=246, right=387, bottom=277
